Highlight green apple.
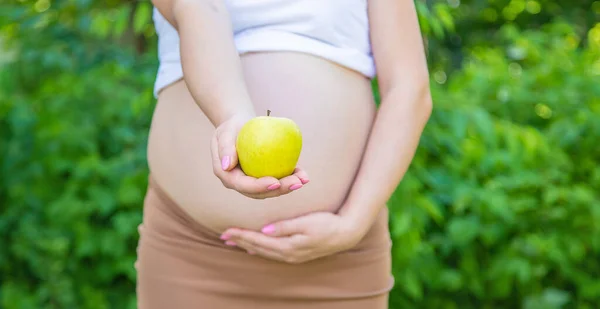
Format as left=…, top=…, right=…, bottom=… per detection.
left=236, top=110, right=302, bottom=179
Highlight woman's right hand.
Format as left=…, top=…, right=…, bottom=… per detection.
left=157, top=0, right=308, bottom=199
left=211, top=113, right=310, bottom=199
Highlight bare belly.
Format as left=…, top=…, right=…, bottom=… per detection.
left=147, top=52, right=376, bottom=233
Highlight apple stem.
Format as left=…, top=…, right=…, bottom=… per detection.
left=267, top=110, right=271, bottom=117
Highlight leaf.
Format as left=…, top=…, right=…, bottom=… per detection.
left=133, top=2, right=151, bottom=34
left=91, top=12, right=111, bottom=38
left=112, top=5, right=131, bottom=37
left=416, top=196, right=444, bottom=224
left=439, top=269, right=463, bottom=291
left=523, top=288, right=571, bottom=309
left=400, top=270, right=423, bottom=300
left=447, top=216, right=480, bottom=247
left=392, top=213, right=412, bottom=237
left=434, top=3, right=455, bottom=32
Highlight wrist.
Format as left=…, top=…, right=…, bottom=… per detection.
left=339, top=198, right=386, bottom=240
left=217, top=107, right=256, bottom=128
left=229, top=110, right=256, bottom=123
left=338, top=210, right=372, bottom=248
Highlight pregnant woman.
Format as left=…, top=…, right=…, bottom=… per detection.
left=135, top=0, right=432, bottom=308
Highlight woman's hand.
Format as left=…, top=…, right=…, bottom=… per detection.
left=219, top=212, right=363, bottom=264
left=155, top=0, right=307, bottom=200
left=212, top=113, right=309, bottom=199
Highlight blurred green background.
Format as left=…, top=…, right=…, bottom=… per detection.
left=1, top=0, right=599, bottom=308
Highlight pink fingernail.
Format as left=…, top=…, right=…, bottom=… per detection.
left=220, top=234, right=230, bottom=240
left=290, top=183, right=303, bottom=191
left=267, top=183, right=281, bottom=190
left=300, top=178, right=310, bottom=184
left=225, top=240, right=237, bottom=246
left=262, top=224, right=275, bottom=234
left=221, top=156, right=230, bottom=170
left=248, top=250, right=256, bottom=255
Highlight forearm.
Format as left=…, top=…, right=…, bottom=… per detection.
left=339, top=82, right=432, bottom=236
left=172, top=0, right=255, bottom=126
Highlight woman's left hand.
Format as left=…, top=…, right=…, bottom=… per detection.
left=219, top=212, right=363, bottom=264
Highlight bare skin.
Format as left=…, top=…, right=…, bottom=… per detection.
left=149, top=0, right=432, bottom=262
left=148, top=51, right=377, bottom=233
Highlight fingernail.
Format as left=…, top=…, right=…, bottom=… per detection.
left=289, top=183, right=303, bottom=191
left=267, top=183, right=281, bottom=190
left=262, top=224, right=275, bottom=234
left=300, top=178, right=310, bottom=184
left=221, top=156, right=230, bottom=170
left=248, top=250, right=256, bottom=255
left=220, top=234, right=230, bottom=240
left=225, top=240, right=237, bottom=246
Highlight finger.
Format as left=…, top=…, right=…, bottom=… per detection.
left=292, top=167, right=310, bottom=184
left=223, top=229, right=312, bottom=263
left=261, top=217, right=306, bottom=237
left=244, top=187, right=302, bottom=200
left=212, top=134, right=301, bottom=198
left=235, top=238, right=287, bottom=262
left=277, top=174, right=303, bottom=192
left=238, top=237, right=310, bottom=264
left=222, top=230, right=281, bottom=258
left=211, top=134, right=238, bottom=178
left=212, top=134, right=296, bottom=199
left=222, top=168, right=283, bottom=195
left=216, top=129, right=239, bottom=171
left=248, top=171, right=306, bottom=198
left=211, top=135, right=223, bottom=174
left=224, top=228, right=293, bottom=255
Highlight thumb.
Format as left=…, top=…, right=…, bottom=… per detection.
left=217, top=128, right=239, bottom=171
left=261, top=218, right=305, bottom=237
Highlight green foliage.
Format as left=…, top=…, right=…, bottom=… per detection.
left=1, top=2, right=156, bottom=308
left=425, top=0, right=598, bottom=75
left=1, top=0, right=599, bottom=308
left=388, top=22, right=600, bottom=309
left=0, top=56, right=156, bottom=309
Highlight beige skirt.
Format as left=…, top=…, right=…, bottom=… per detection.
left=135, top=175, right=394, bottom=308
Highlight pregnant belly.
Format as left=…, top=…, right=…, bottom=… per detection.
left=146, top=52, right=376, bottom=234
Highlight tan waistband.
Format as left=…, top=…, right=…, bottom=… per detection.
left=139, top=174, right=395, bottom=300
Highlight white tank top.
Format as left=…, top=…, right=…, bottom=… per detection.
left=152, top=0, right=375, bottom=97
